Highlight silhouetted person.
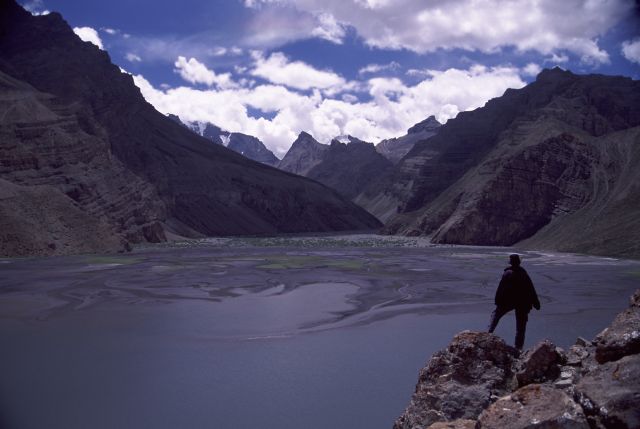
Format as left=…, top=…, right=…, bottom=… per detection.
left=488, top=254, right=540, bottom=350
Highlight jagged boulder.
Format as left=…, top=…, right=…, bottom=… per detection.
left=594, top=290, right=640, bottom=364
left=393, top=331, right=518, bottom=429
left=575, top=353, right=640, bottom=428
left=477, top=384, right=589, bottom=429
left=516, top=340, right=564, bottom=387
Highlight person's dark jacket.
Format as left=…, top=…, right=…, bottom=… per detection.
left=495, top=265, right=541, bottom=311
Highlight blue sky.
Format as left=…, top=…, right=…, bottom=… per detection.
left=23, top=0, right=640, bottom=156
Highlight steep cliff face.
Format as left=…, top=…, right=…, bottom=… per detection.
left=0, top=1, right=380, bottom=255
left=395, top=290, right=640, bottom=429
left=0, top=69, right=165, bottom=255
left=277, top=131, right=328, bottom=176
left=376, top=116, right=441, bottom=164
left=366, top=68, right=640, bottom=257
left=306, top=137, right=393, bottom=200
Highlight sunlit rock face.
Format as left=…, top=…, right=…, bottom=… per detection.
left=278, top=131, right=328, bottom=176
left=362, top=68, right=640, bottom=258
left=0, top=1, right=381, bottom=256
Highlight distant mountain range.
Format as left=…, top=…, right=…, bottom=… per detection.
left=357, top=68, right=640, bottom=258
left=168, top=115, right=279, bottom=166
left=0, top=1, right=380, bottom=256
left=276, top=120, right=440, bottom=203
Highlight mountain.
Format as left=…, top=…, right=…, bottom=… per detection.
left=0, top=1, right=380, bottom=256
left=376, top=116, right=442, bottom=164
left=167, top=115, right=278, bottom=165
left=359, top=68, right=640, bottom=258
left=277, top=131, right=328, bottom=175
left=223, top=132, right=279, bottom=166
left=306, top=136, right=393, bottom=200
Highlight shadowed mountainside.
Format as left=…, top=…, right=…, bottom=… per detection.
left=0, top=1, right=380, bottom=256
left=358, top=68, right=640, bottom=258
left=306, top=136, right=393, bottom=200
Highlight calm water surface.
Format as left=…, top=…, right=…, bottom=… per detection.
left=1, top=235, right=638, bottom=429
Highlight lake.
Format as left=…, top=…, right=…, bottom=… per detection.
left=1, top=235, right=638, bottom=429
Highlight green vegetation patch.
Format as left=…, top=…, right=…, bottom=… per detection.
left=257, top=255, right=365, bottom=270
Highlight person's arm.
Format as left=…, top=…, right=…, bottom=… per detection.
left=527, top=273, right=541, bottom=310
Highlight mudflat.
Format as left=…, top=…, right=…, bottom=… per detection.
left=1, top=235, right=638, bottom=429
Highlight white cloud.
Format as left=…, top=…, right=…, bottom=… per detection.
left=311, top=13, right=346, bottom=44
left=622, top=39, right=640, bottom=65
left=547, top=53, right=569, bottom=64
left=102, top=27, right=118, bottom=35
left=126, top=53, right=142, bottom=62
left=174, top=56, right=237, bottom=89
left=73, top=27, right=103, bottom=49
left=522, top=63, right=542, bottom=77
left=133, top=64, right=525, bottom=157
left=23, top=0, right=49, bottom=15
left=210, top=47, right=227, bottom=56
left=359, top=61, right=401, bottom=75
left=251, top=52, right=347, bottom=91
left=245, top=0, right=630, bottom=64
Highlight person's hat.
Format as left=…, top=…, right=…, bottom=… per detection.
left=509, top=254, right=521, bottom=266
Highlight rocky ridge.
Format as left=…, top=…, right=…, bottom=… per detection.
left=168, top=115, right=279, bottom=166
left=277, top=131, right=328, bottom=176
left=394, top=289, right=640, bottom=429
left=376, top=116, right=442, bottom=164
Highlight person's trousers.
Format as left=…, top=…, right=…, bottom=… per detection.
left=487, top=306, right=529, bottom=349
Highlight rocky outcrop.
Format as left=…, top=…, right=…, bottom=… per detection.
left=593, top=290, right=640, bottom=363
left=394, top=290, right=640, bottom=429
left=376, top=116, right=441, bottom=164
left=364, top=68, right=640, bottom=258
left=393, top=332, right=519, bottom=429
left=277, top=131, right=328, bottom=176
left=0, top=1, right=381, bottom=256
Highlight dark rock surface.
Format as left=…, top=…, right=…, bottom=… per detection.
left=277, top=131, right=328, bottom=176
left=516, top=340, right=563, bottom=387
left=594, top=290, right=640, bottom=364
left=0, top=1, right=380, bottom=256
left=394, top=289, right=640, bottom=429
left=376, top=116, right=441, bottom=164
left=478, top=384, right=589, bottom=429
left=576, top=353, right=640, bottom=428
left=363, top=68, right=640, bottom=258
